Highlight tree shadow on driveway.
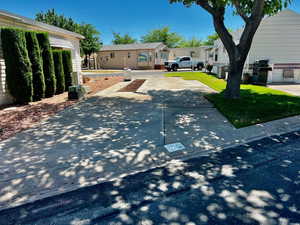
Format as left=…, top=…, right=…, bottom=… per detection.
left=1, top=130, right=299, bottom=225
left=0, top=88, right=299, bottom=221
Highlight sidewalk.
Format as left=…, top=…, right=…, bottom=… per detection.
left=1, top=75, right=300, bottom=211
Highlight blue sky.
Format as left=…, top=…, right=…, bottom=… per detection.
left=1, top=0, right=300, bottom=44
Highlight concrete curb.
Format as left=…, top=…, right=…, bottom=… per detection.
left=1, top=129, right=299, bottom=225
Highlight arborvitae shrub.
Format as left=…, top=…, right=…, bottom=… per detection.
left=52, top=50, right=65, bottom=94
left=36, top=32, right=56, bottom=97
left=1, top=28, right=33, bottom=104
left=25, top=31, right=45, bottom=101
left=62, top=50, right=73, bottom=90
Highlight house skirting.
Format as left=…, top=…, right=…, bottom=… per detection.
left=268, top=64, right=300, bottom=83
left=213, top=63, right=300, bottom=84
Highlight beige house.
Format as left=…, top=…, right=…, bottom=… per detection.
left=97, top=43, right=169, bottom=70
left=0, top=9, right=84, bottom=105
left=168, top=46, right=212, bottom=63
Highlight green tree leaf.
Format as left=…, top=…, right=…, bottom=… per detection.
left=112, top=32, right=137, bottom=45
left=141, top=27, right=182, bottom=48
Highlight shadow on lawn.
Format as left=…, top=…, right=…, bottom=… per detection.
left=207, top=88, right=300, bottom=128
left=0, top=89, right=299, bottom=224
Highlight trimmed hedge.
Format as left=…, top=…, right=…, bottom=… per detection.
left=1, top=28, right=33, bottom=104
left=25, top=31, right=45, bottom=101
left=62, top=50, right=73, bottom=90
left=52, top=50, right=65, bottom=94
left=37, top=32, right=56, bottom=97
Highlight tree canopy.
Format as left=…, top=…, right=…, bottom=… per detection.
left=141, top=27, right=182, bottom=48
left=170, top=0, right=292, bottom=16
left=36, top=9, right=79, bottom=31
left=36, top=9, right=101, bottom=56
left=202, top=32, right=219, bottom=46
left=169, top=0, right=292, bottom=98
left=178, top=37, right=203, bottom=48
left=77, top=23, right=101, bottom=56
left=112, top=32, right=137, bottom=45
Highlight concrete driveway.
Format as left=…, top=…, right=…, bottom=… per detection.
left=2, top=75, right=300, bottom=211
left=268, top=83, right=300, bottom=96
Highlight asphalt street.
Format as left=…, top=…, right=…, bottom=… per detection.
left=1, top=131, right=299, bottom=225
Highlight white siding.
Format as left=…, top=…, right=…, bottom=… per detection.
left=211, top=10, right=300, bottom=83
left=49, top=35, right=74, bottom=49
left=70, top=38, right=82, bottom=84
left=249, top=10, right=300, bottom=64
left=0, top=29, right=13, bottom=105
left=49, top=35, right=82, bottom=84
left=168, top=47, right=209, bottom=62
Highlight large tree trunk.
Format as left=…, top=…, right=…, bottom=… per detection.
left=224, top=59, right=245, bottom=99
left=208, top=1, right=264, bottom=99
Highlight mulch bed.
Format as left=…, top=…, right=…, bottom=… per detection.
left=84, top=76, right=124, bottom=96
left=0, top=76, right=123, bottom=141
left=118, top=79, right=146, bottom=92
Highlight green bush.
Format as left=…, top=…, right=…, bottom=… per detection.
left=36, top=32, right=56, bottom=97
left=52, top=50, right=65, bottom=94
left=25, top=31, right=45, bottom=101
left=62, top=50, right=73, bottom=90
left=1, top=28, right=33, bottom=104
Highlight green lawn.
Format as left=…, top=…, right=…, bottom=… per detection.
left=166, top=72, right=300, bottom=128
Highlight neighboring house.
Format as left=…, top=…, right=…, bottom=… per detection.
left=168, top=46, right=212, bottom=63
left=211, top=9, right=300, bottom=83
left=209, top=30, right=241, bottom=77
left=0, top=9, right=84, bottom=105
left=97, top=43, right=169, bottom=70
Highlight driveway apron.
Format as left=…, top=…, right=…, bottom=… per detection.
left=2, top=75, right=300, bottom=211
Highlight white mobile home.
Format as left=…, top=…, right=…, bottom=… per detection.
left=168, top=46, right=211, bottom=63
left=211, top=10, right=300, bottom=83
left=0, top=10, right=84, bottom=105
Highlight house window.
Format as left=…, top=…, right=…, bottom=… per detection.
left=155, top=52, right=158, bottom=58
left=128, top=52, right=131, bottom=58
left=161, top=52, right=167, bottom=60
left=283, top=69, right=294, bottom=79
left=138, top=52, right=149, bottom=62
left=215, top=54, right=218, bottom=62
left=214, top=49, right=219, bottom=62
left=110, top=52, right=115, bottom=59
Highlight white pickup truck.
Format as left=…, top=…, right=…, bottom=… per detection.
left=164, top=56, right=204, bottom=72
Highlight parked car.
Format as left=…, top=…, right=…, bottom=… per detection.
left=164, top=56, right=204, bottom=72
